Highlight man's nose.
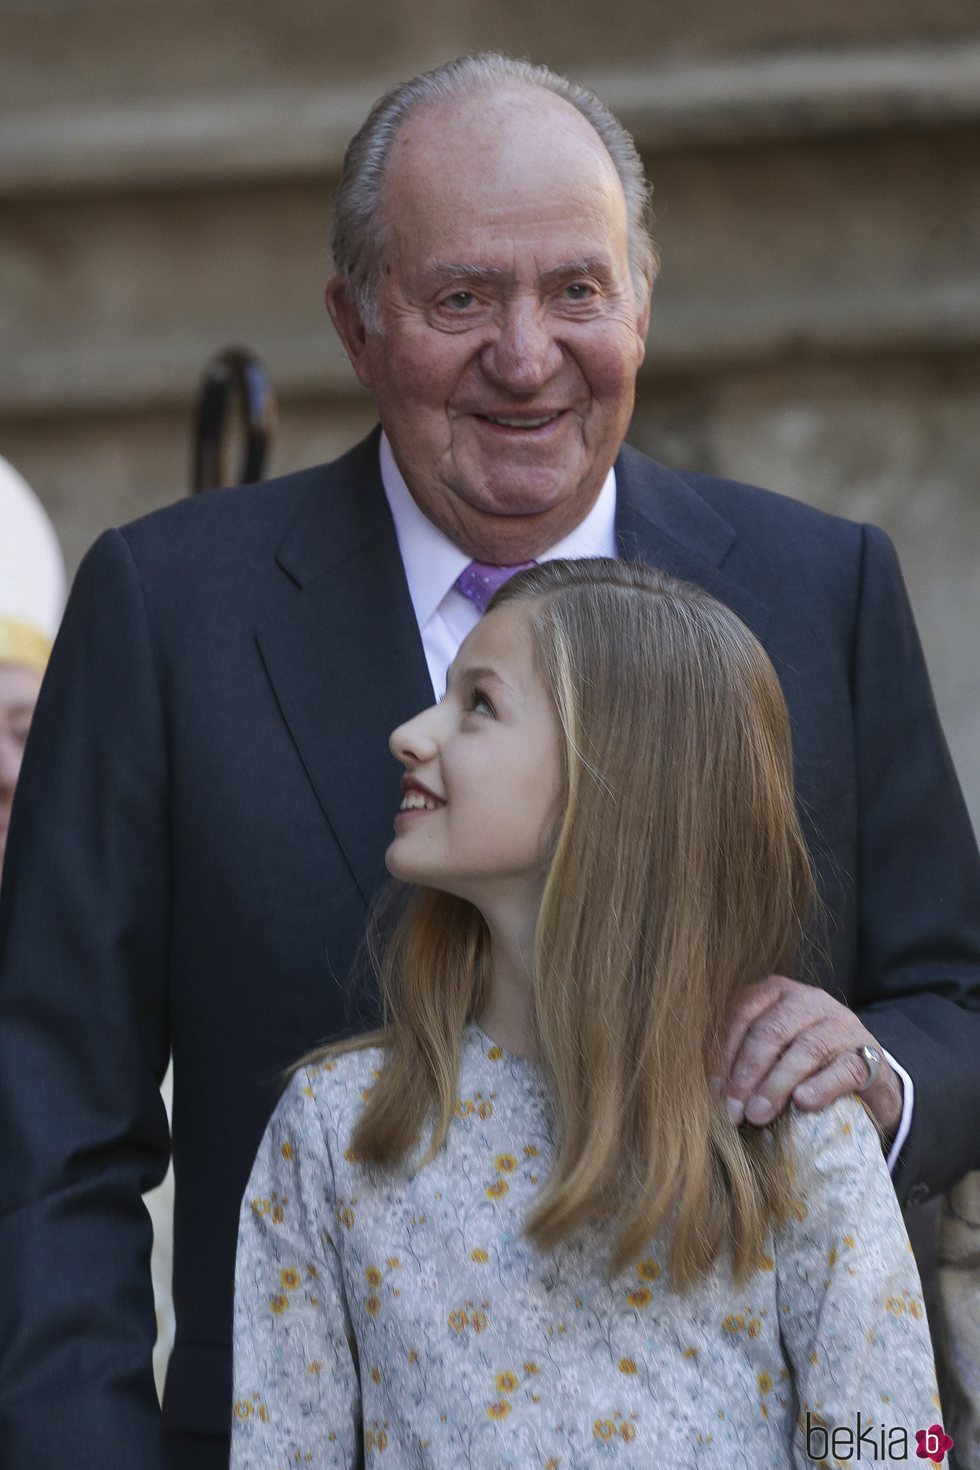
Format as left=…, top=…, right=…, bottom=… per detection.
left=482, top=298, right=563, bottom=394
left=389, top=705, right=441, bottom=766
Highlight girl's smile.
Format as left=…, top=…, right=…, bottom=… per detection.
left=395, top=774, right=446, bottom=822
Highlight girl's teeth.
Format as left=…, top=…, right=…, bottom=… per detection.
left=400, top=792, right=440, bottom=811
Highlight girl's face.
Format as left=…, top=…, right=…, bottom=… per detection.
left=386, top=603, right=564, bottom=914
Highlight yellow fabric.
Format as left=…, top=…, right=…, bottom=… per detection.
left=0, top=616, right=52, bottom=675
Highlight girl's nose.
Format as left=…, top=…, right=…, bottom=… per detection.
left=389, top=705, right=440, bottom=766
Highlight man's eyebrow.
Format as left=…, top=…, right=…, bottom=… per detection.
left=425, top=258, right=615, bottom=289
left=540, top=256, right=615, bottom=285
left=427, top=263, right=508, bottom=286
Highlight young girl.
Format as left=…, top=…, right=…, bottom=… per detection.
left=231, top=559, right=941, bottom=1468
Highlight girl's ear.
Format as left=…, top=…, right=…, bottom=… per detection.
left=325, top=277, right=374, bottom=390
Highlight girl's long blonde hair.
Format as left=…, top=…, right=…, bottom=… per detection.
left=317, top=560, right=815, bottom=1289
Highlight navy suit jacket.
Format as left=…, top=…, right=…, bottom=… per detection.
left=1, top=428, right=979, bottom=1467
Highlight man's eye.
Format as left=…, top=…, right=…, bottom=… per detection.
left=563, top=281, right=595, bottom=301
left=444, top=291, right=477, bottom=310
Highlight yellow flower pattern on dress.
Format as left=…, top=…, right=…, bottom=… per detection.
left=232, top=1028, right=939, bottom=1469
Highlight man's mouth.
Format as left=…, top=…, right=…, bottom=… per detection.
left=476, top=412, right=563, bottom=430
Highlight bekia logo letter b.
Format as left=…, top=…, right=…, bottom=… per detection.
left=915, top=1423, right=953, bottom=1462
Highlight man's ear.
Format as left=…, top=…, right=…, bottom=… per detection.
left=325, top=276, right=374, bottom=389
left=634, top=283, right=652, bottom=369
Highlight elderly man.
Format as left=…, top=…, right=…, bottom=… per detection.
left=1, top=53, right=978, bottom=1470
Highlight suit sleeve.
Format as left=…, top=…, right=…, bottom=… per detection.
left=848, top=523, right=980, bottom=1201
left=232, top=1069, right=361, bottom=1469
left=0, top=529, right=171, bottom=1469
left=775, top=1101, right=943, bottom=1470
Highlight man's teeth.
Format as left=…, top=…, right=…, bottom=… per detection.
left=400, top=791, right=441, bottom=812
left=483, top=414, right=558, bottom=428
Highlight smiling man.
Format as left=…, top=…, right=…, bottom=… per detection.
left=325, top=81, right=651, bottom=561
left=1, top=53, right=978, bottom=1470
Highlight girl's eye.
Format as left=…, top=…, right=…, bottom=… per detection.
left=469, top=686, right=495, bottom=717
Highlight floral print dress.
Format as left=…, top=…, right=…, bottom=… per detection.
left=232, top=1024, right=940, bottom=1468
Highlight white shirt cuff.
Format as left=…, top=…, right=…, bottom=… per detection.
left=880, top=1047, right=914, bottom=1174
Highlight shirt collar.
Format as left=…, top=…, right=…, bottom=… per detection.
left=379, top=431, right=618, bottom=628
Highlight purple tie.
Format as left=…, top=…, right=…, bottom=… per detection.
left=454, top=560, right=537, bottom=615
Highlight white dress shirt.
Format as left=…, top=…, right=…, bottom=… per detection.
left=380, top=431, right=616, bottom=700
left=378, top=432, right=913, bottom=1172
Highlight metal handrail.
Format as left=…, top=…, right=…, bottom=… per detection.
left=191, top=347, right=277, bottom=493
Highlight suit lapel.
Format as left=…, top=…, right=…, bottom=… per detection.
left=256, top=432, right=433, bottom=905
left=614, top=443, right=771, bottom=646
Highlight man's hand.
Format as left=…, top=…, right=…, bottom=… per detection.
left=719, top=975, right=904, bottom=1141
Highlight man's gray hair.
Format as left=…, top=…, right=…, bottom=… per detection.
left=331, top=53, right=658, bottom=331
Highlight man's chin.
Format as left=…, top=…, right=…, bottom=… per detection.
left=460, top=466, right=589, bottom=522
left=461, top=471, right=605, bottom=547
